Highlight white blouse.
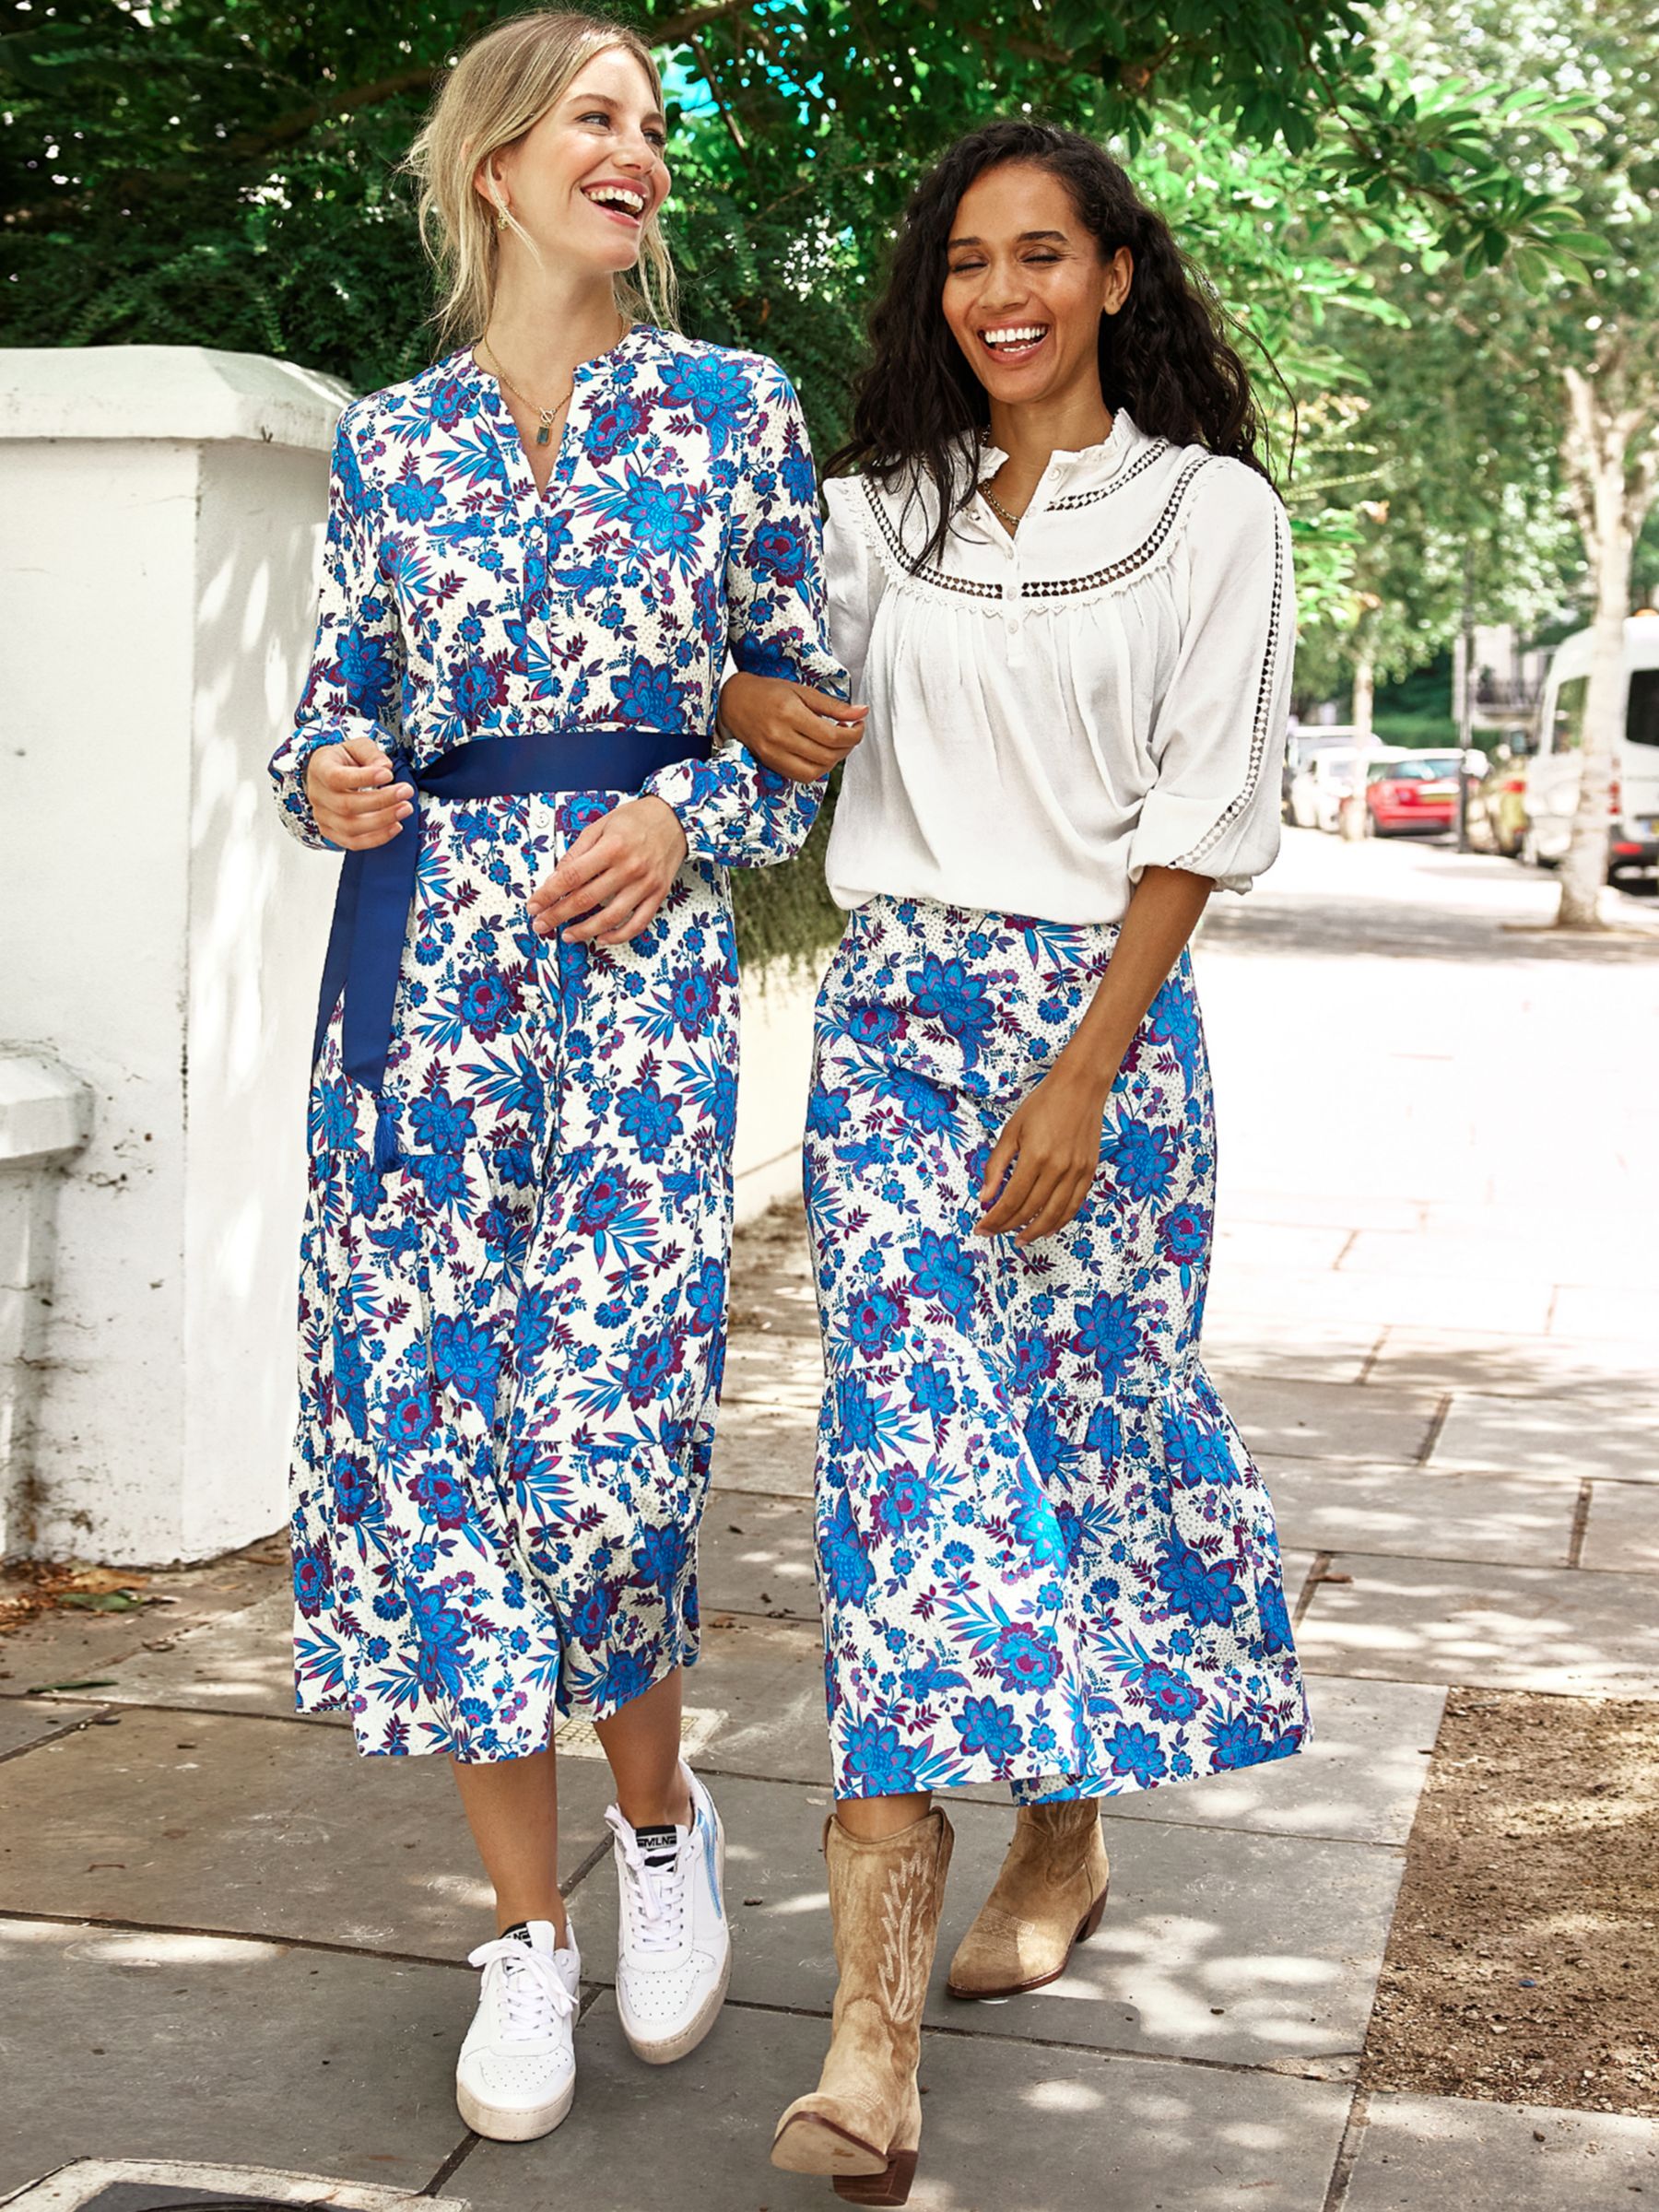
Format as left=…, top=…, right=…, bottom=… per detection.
left=820, top=410, right=1295, bottom=923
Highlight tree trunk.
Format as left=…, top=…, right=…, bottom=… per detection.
left=1340, top=652, right=1375, bottom=842
left=1557, top=359, right=1659, bottom=929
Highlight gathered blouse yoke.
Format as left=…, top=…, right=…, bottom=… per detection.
left=821, top=410, right=1295, bottom=924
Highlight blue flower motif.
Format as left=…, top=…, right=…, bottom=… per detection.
left=408, top=1088, right=476, bottom=1152
left=1257, top=1575, right=1293, bottom=1655
left=820, top=1489, right=875, bottom=1605
left=849, top=1287, right=903, bottom=1354
left=1105, top=1721, right=1168, bottom=1787
left=908, top=1360, right=958, bottom=1418
left=1156, top=1539, right=1244, bottom=1629
left=1071, top=1291, right=1141, bottom=1383
left=614, top=655, right=689, bottom=730
left=842, top=1718, right=921, bottom=1796
left=904, top=1228, right=976, bottom=1327
left=910, top=954, right=995, bottom=1065
left=955, top=1696, right=1025, bottom=1763
left=687, top=1256, right=724, bottom=1335
left=618, top=1076, right=684, bottom=1162
left=623, top=1326, right=682, bottom=1406
left=1103, top=1117, right=1178, bottom=1204
left=431, top=1314, right=502, bottom=1418
left=992, top=1622, right=1060, bottom=1693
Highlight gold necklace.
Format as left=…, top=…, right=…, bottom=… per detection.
left=982, top=481, right=1024, bottom=533
left=477, top=339, right=574, bottom=448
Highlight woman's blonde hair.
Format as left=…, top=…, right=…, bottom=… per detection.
left=406, top=8, right=678, bottom=351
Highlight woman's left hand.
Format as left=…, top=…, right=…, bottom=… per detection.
left=974, top=1055, right=1115, bottom=1245
left=528, top=795, right=689, bottom=945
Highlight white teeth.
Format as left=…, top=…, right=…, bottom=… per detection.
left=982, top=325, right=1046, bottom=346
left=586, top=185, right=645, bottom=215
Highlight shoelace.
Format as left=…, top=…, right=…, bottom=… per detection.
left=606, top=1805, right=688, bottom=1955
left=466, top=1934, right=576, bottom=2041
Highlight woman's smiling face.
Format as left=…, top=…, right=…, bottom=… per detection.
left=477, top=46, right=671, bottom=277
left=941, top=159, right=1132, bottom=410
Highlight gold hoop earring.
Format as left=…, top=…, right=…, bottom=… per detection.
left=495, top=206, right=510, bottom=231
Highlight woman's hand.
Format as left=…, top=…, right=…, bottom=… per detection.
left=305, top=736, right=414, bottom=850
left=528, top=795, right=689, bottom=946
left=974, top=1053, right=1116, bottom=1245
left=720, top=670, right=868, bottom=783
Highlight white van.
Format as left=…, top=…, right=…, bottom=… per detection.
left=1522, top=612, right=1659, bottom=879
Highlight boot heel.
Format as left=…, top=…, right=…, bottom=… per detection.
left=1076, top=1880, right=1110, bottom=1945
left=835, top=2146, right=918, bottom=2206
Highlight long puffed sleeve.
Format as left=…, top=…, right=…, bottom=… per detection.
left=268, top=410, right=406, bottom=851
left=646, top=360, right=848, bottom=868
left=1126, top=461, right=1295, bottom=894
left=821, top=477, right=883, bottom=700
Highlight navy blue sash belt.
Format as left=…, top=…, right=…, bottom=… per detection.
left=312, top=725, right=709, bottom=1170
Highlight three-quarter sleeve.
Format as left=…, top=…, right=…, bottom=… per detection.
left=645, top=361, right=848, bottom=869
left=268, top=412, right=406, bottom=851
left=1126, top=461, right=1295, bottom=894
left=822, top=478, right=883, bottom=700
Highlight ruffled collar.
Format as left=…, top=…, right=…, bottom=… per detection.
left=976, top=407, right=1139, bottom=487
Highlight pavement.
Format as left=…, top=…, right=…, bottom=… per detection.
left=0, top=828, right=1654, bottom=2212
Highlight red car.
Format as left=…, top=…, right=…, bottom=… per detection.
left=1366, top=753, right=1465, bottom=836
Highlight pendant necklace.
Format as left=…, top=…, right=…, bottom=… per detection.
left=477, top=339, right=576, bottom=448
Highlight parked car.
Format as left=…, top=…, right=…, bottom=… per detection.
left=1365, top=752, right=1467, bottom=836
left=1467, top=750, right=1529, bottom=856
left=1520, top=613, right=1659, bottom=881
left=1282, top=726, right=1364, bottom=823
left=1288, top=743, right=1405, bottom=832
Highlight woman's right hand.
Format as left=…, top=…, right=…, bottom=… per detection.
left=304, top=736, right=415, bottom=849
left=720, top=671, right=867, bottom=783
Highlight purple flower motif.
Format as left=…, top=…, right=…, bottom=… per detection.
left=670, top=968, right=716, bottom=1033
left=1070, top=1291, right=1141, bottom=1384
left=293, top=1543, right=335, bottom=1618
left=1138, top=1664, right=1202, bottom=1722
left=623, top=1326, right=682, bottom=1406
left=910, top=954, right=995, bottom=1065
left=1103, top=1117, right=1178, bottom=1204
left=458, top=967, right=517, bottom=1042
left=991, top=1622, right=1060, bottom=1693
left=848, top=1286, right=903, bottom=1354
left=614, top=654, right=690, bottom=730
left=574, top=1171, right=628, bottom=1236
left=411, top=1463, right=469, bottom=1529
left=384, top=1386, right=438, bottom=1455
left=842, top=1717, right=921, bottom=1795
left=431, top=1314, right=502, bottom=1418
left=904, top=1228, right=976, bottom=1328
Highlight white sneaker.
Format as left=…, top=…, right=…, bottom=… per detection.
left=455, top=1918, right=580, bottom=2141
left=606, top=1763, right=731, bottom=2064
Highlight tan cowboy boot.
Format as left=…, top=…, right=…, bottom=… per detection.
left=946, top=1800, right=1109, bottom=1999
left=771, top=1806, right=954, bottom=2206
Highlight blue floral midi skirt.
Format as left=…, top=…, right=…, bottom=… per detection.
left=289, top=790, right=736, bottom=1761
left=804, top=897, right=1311, bottom=1803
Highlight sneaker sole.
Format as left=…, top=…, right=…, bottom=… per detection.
left=619, top=1807, right=731, bottom=2066
left=455, top=2068, right=575, bottom=2142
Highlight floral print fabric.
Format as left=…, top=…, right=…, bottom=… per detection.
left=275, top=330, right=842, bottom=1759
left=805, top=897, right=1310, bottom=1803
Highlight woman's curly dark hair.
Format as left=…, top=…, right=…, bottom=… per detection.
left=828, top=120, right=1272, bottom=565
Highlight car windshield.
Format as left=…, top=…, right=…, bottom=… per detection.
left=1630, top=667, right=1659, bottom=747
left=1384, top=757, right=1461, bottom=782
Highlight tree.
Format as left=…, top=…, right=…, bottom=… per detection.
left=1371, top=0, right=1658, bottom=928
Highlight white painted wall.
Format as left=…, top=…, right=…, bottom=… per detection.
left=0, top=344, right=823, bottom=1566
left=0, top=348, right=344, bottom=1563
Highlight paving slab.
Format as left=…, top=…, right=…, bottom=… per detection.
left=1580, top=1478, right=1659, bottom=1574
left=458, top=1990, right=1353, bottom=2212
left=1091, top=1677, right=1446, bottom=1847
left=1345, top=2089, right=1657, bottom=2211
left=1364, top=1328, right=1653, bottom=1403
left=1212, top=1222, right=1353, bottom=1273
left=1296, top=1554, right=1659, bottom=1697
left=0, top=1547, right=287, bottom=1699
left=566, top=1773, right=1399, bottom=2068
left=1550, top=1284, right=1659, bottom=1344
left=1260, top=1460, right=1577, bottom=1570
left=686, top=1616, right=832, bottom=1785
left=1342, top=1226, right=1652, bottom=1294
left=1199, top=1317, right=1379, bottom=1387
left=31, top=1591, right=335, bottom=1725
left=1430, top=1393, right=1659, bottom=1485
left=1205, top=1266, right=1554, bottom=1338
left=0, top=1918, right=470, bottom=2199
left=1215, top=1187, right=1426, bottom=1233
left=722, top=1328, right=823, bottom=1406
left=697, top=1493, right=818, bottom=1620
left=711, top=1396, right=816, bottom=1497
left=1218, top=1377, right=1438, bottom=1468
left=8, top=2159, right=471, bottom=2210
left=0, top=1698, right=108, bottom=1761
left=0, top=1705, right=612, bottom=1959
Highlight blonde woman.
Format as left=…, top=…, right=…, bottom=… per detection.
left=268, top=8, right=851, bottom=2143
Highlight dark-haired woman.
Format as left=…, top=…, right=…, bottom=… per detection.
left=722, top=123, right=1311, bottom=2204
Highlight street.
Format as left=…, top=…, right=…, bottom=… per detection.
left=1, top=828, right=1655, bottom=2209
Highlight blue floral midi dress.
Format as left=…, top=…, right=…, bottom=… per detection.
left=269, top=327, right=842, bottom=1761
left=808, top=419, right=1312, bottom=1804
